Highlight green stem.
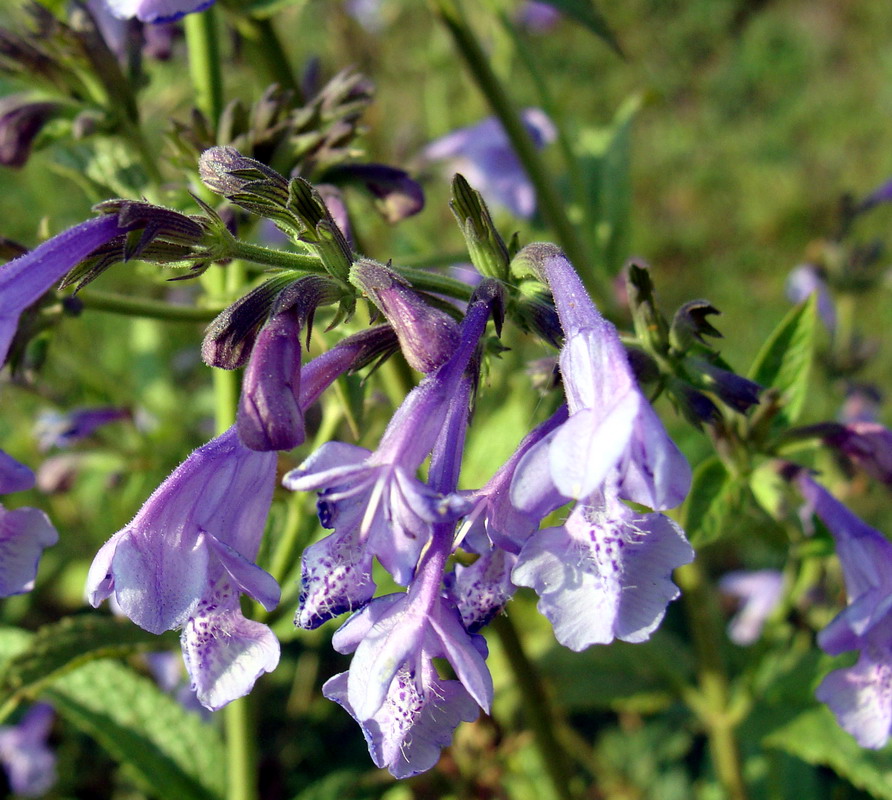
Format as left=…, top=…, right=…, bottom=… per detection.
left=234, top=15, right=303, bottom=101
left=184, top=7, right=225, bottom=124
left=676, top=562, right=749, bottom=800
left=432, top=0, right=606, bottom=304
left=76, top=290, right=221, bottom=322
left=492, top=613, right=578, bottom=800
left=227, top=240, right=476, bottom=301
left=224, top=695, right=257, bottom=800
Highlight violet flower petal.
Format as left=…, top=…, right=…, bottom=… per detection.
left=0, top=505, right=58, bottom=597
left=102, top=0, right=214, bottom=23
left=0, top=215, right=126, bottom=365
left=0, top=450, right=35, bottom=494
left=0, top=703, right=56, bottom=797
left=180, top=581, right=280, bottom=711
left=512, top=493, right=693, bottom=650
left=718, top=569, right=784, bottom=645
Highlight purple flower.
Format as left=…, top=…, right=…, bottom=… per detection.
left=823, top=422, right=892, bottom=485
left=350, top=260, right=460, bottom=373
left=0, top=704, right=56, bottom=798
left=718, top=569, right=784, bottom=645
left=511, top=245, right=690, bottom=511
left=322, top=589, right=492, bottom=778
left=86, top=427, right=280, bottom=710
left=447, top=549, right=518, bottom=633
left=516, top=1, right=562, bottom=32
left=101, top=0, right=214, bottom=23
left=511, top=484, right=693, bottom=650
left=785, top=264, right=836, bottom=332
left=284, top=296, right=495, bottom=625
left=0, top=450, right=35, bottom=494
left=0, top=97, right=61, bottom=169
left=424, top=109, right=556, bottom=219
left=796, top=471, right=892, bottom=748
left=0, top=504, right=59, bottom=598
left=237, top=311, right=304, bottom=452
left=859, top=178, right=892, bottom=212
left=34, top=407, right=129, bottom=452
left=0, top=215, right=129, bottom=366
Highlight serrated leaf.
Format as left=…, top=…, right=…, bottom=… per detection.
left=764, top=705, right=892, bottom=800
left=682, top=457, right=743, bottom=547
left=534, top=0, right=623, bottom=56
left=45, top=660, right=225, bottom=800
left=0, top=615, right=178, bottom=712
left=748, top=295, right=817, bottom=426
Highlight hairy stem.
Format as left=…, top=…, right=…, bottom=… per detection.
left=76, top=290, right=221, bottom=322
left=677, top=561, right=749, bottom=800
left=492, top=613, right=577, bottom=800
left=184, top=8, right=225, bottom=124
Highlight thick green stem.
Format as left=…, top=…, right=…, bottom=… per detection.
left=184, top=8, right=225, bottom=124
left=432, top=0, right=606, bottom=304
left=76, top=290, right=221, bottom=322
left=492, top=613, right=577, bottom=800
left=234, top=15, right=303, bottom=101
left=677, top=562, right=749, bottom=800
left=224, top=694, right=257, bottom=800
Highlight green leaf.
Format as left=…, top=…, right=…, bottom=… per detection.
left=534, top=0, right=623, bottom=56
left=682, top=457, right=743, bottom=547
left=747, top=294, right=818, bottom=426
left=0, top=615, right=178, bottom=712
left=764, top=705, right=892, bottom=800
left=45, top=660, right=226, bottom=800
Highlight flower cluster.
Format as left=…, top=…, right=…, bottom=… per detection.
left=0, top=154, right=695, bottom=776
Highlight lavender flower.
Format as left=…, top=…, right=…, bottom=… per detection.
left=785, top=264, right=836, bottom=332
left=511, top=245, right=691, bottom=511
left=0, top=450, right=58, bottom=598
left=0, top=215, right=129, bottom=366
left=102, top=0, right=214, bottom=23
left=0, top=504, right=59, bottom=598
left=512, top=483, right=693, bottom=650
left=34, top=407, right=129, bottom=452
left=0, top=704, right=56, bottom=798
left=795, top=471, right=892, bottom=747
left=823, top=421, right=892, bottom=485
left=516, top=1, right=562, bottom=32
left=718, top=570, right=784, bottom=645
left=323, top=589, right=491, bottom=778
left=285, top=286, right=503, bottom=631
left=0, top=450, right=35, bottom=494
left=424, top=109, right=556, bottom=219
left=350, top=260, right=460, bottom=373
left=86, top=427, right=280, bottom=710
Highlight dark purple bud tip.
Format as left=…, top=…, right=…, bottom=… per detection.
left=350, top=259, right=460, bottom=373
left=670, top=300, right=722, bottom=351
left=0, top=98, right=61, bottom=168
left=237, top=311, right=305, bottom=452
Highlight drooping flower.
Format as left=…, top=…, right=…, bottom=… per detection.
left=424, top=109, right=556, bottom=219
left=33, top=407, right=129, bottom=452
left=823, top=421, right=892, bottom=486
left=323, top=580, right=492, bottom=777
left=718, top=569, right=785, bottom=645
left=284, top=290, right=496, bottom=624
left=102, top=0, right=214, bottom=23
left=0, top=97, right=61, bottom=169
left=512, top=483, right=693, bottom=650
left=0, top=450, right=58, bottom=598
left=0, top=449, right=35, bottom=494
left=350, top=259, right=459, bottom=373
left=0, top=704, right=56, bottom=798
left=86, top=427, right=280, bottom=710
left=795, top=470, right=892, bottom=747
left=511, top=244, right=691, bottom=512
left=0, top=215, right=130, bottom=366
